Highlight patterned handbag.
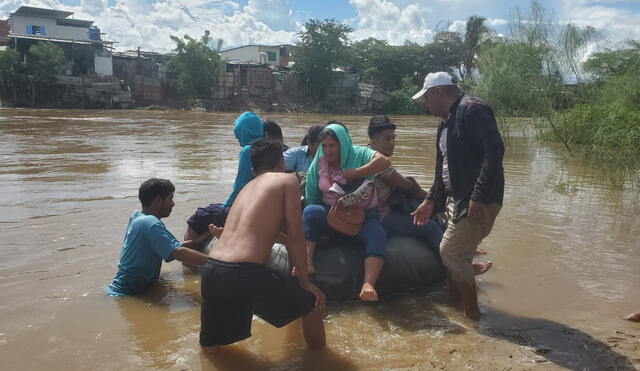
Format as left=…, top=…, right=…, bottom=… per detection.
left=326, top=180, right=374, bottom=236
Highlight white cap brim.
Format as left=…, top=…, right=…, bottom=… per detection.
left=411, top=88, right=427, bottom=100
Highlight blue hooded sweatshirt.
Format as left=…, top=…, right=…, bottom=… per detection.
left=224, top=111, right=263, bottom=207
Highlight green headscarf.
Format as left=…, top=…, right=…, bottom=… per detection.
left=304, top=124, right=376, bottom=206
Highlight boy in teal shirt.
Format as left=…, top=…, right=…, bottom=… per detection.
left=107, top=178, right=218, bottom=296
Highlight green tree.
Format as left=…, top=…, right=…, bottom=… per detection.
left=474, top=40, right=556, bottom=116
left=29, top=41, right=65, bottom=82
left=294, top=19, right=353, bottom=99
left=556, top=42, right=640, bottom=167
left=474, top=0, right=606, bottom=154
left=461, top=16, right=490, bottom=82
left=0, top=49, right=20, bottom=100
left=558, top=23, right=602, bottom=83
left=351, top=38, right=392, bottom=84
left=167, top=30, right=222, bottom=101
left=424, top=31, right=463, bottom=75
left=29, top=41, right=66, bottom=106
left=351, top=39, right=427, bottom=91
left=382, top=76, right=423, bottom=114
left=582, top=41, right=640, bottom=109
left=583, top=40, right=640, bottom=81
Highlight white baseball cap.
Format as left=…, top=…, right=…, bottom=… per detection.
left=412, top=72, right=457, bottom=100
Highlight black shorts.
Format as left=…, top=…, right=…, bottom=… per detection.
left=186, top=204, right=230, bottom=234
left=199, top=258, right=316, bottom=347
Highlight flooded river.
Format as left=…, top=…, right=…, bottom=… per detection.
left=1, top=109, right=639, bottom=370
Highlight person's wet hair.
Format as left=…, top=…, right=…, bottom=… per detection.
left=368, top=115, right=397, bottom=139
left=250, top=138, right=284, bottom=173
left=263, top=120, right=284, bottom=142
left=138, top=178, right=175, bottom=206
left=301, top=124, right=325, bottom=146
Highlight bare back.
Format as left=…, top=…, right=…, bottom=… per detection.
left=210, top=172, right=303, bottom=265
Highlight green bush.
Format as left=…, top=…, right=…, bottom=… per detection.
left=555, top=103, right=640, bottom=164
left=381, top=76, right=423, bottom=114
left=382, top=91, right=422, bottom=115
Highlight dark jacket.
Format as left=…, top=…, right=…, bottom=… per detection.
left=427, top=94, right=505, bottom=222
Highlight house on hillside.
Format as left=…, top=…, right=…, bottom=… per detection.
left=220, top=44, right=294, bottom=67
left=6, top=6, right=116, bottom=76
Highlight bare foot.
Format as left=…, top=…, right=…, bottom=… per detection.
left=292, top=264, right=315, bottom=277
left=359, top=283, right=379, bottom=301
left=474, top=249, right=488, bottom=256
left=625, top=311, right=640, bottom=322
left=473, top=261, right=492, bottom=276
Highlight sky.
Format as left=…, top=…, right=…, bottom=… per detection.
left=1, top=0, right=639, bottom=52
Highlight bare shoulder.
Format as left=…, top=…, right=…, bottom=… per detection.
left=263, top=172, right=299, bottom=187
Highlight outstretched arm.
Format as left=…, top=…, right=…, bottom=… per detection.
left=180, top=228, right=216, bottom=250
left=171, top=246, right=210, bottom=266
left=173, top=226, right=223, bottom=264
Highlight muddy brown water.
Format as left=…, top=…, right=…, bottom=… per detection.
left=0, top=109, right=639, bottom=370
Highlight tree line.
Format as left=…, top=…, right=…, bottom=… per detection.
left=0, top=1, right=637, bottom=170
left=291, top=0, right=639, bottom=169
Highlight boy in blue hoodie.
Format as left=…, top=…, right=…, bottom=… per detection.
left=184, top=112, right=263, bottom=242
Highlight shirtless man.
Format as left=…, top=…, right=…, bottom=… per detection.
left=199, top=138, right=326, bottom=350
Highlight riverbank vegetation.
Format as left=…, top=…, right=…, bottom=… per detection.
left=468, top=1, right=639, bottom=171
left=0, top=0, right=636, bottom=172
left=166, top=30, right=223, bottom=105
left=293, top=0, right=639, bottom=173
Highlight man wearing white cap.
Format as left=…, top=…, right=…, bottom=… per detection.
left=410, top=72, right=505, bottom=320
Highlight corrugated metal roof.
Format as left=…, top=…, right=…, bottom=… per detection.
left=13, top=6, right=74, bottom=19
left=9, top=33, right=116, bottom=44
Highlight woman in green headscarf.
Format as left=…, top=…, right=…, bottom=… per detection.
left=302, top=123, right=391, bottom=301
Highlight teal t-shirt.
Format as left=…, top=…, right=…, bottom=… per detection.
left=106, top=211, right=181, bottom=296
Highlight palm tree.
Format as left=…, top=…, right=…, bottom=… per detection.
left=462, top=16, right=490, bottom=82
left=558, top=23, right=602, bottom=83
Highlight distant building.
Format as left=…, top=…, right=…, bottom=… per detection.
left=7, top=6, right=116, bottom=76
left=112, top=49, right=168, bottom=105
left=220, top=44, right=294, bottom=67
left=0, top=19, right=10, bottom=50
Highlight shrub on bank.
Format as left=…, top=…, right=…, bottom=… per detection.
left=554, top=103, right=640, bottom=164
left=381, top=76, right=423, bottom=115
left=382, top=91, right=423, bottom=115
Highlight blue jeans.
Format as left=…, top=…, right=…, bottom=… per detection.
left=302, top=204, right=387, bottom=258
left=381, top=210, right=443, bottom=256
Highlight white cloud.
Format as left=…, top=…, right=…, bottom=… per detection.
left=348, top=0, right=434, bottom=44
left=487, top=18, right=507, bottom=27
left=0, top=0, right=298, bottom=52
left=559, top=0, right=640, bottom=43
left=1, top=0, right=636, bottom=54
left=448, top=19, right=465, bottom=33
left=243, top=0, right=296, bottom=31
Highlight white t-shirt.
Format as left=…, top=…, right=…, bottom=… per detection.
left=439, top=126, right=452, bottom=191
